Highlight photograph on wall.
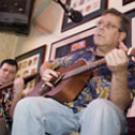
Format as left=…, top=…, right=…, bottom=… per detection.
left=114, top=0, right=135, bottom=13
left=132, top=17, right=135, bottom=47
left=126, top=9, right=135, bottom=48
left=61, top=0, right=107, bottom=32
left=50, top=27, right=96, bottom=60
left=122, top=0, right=134, bottom=5
left=109, top=0, right=134, bottom=13
left=16, top=45, right=46, bottom=88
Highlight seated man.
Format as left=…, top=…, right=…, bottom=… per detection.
left=12, top=8, right=133, bottom=135
left=0, top=59, right=25, bottom=135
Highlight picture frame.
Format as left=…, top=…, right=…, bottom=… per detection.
left=122, top=0, right=134, bottom=5
left=49, top=27, right=96, bottom=60
left=128, top=11, right=135, bottom=48
left=126, top=9, right=135, bottom=48
left=61, top=0, right=107, bottom=32
left=16, top=45, right=46, bottom=88
left=132, top=17, right=135, bottom=48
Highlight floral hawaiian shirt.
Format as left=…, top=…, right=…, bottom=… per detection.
left=53, top=47, right=135, bottom=113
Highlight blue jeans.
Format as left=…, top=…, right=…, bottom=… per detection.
left=11, top=97, right=127, bottom=135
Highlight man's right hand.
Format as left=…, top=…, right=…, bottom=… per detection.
left=41, top=68, right=60, bottom=88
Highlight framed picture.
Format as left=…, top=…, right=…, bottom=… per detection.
left=111, top=0, right=135, bottom=13
left=132, top=17, right=135, bottom=48
left=16, top=45, right=46, bottom=88
left=128, top=11, right=135, bottom=48
left=50, top=27, right=96, bottom=60
left=126, top=9, right=135, bottom=48
left=122, top=0, right=134, bottom=5
left=61, top=0, right=107, bottom=32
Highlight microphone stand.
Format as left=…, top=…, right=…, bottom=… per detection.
left=53, top=0, right=83, bottom=23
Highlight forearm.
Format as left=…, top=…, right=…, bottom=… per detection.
left=10, top=89, right=24, bottom=117
left=110, top=70, right=131, bottom=111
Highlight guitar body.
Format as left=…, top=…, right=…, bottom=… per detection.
left=46, top=71, right=91, bottom=102
left=29, top=60, right=92, bottom=103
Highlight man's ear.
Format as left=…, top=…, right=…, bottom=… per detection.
left=119, top=32, right=126, bottom=42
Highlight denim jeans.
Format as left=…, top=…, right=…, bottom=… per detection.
left=11, top=97, right=127, bottom=135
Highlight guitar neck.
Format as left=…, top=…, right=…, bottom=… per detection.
left=63, top=58, right=105, bottom=79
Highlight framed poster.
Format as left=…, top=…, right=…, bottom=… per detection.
left=16, top=45, right=46, bottom=88
left=132, top=17, right=135, bottom=48
left=126, top=9, right=135, bottom=48
left=50, top=27, right=96, bottom=60
left=61, top=0, right=107, bottom=32
left=110, top=0, right=135, bottom=13
left=122, top=0, right=134, bottom=5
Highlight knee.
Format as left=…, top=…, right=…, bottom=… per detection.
left=81, top=99, right=123, bottom=122
left=14, top=97, right=35, bottom=113
left=94, top=98, right=108, bottom=105
left=89, top=98, right=117, bottom=110
left=85, top=98, right=122, bottom=114
left=14, top=97, right=56, bottom=116
left=17, top=97, right=34, bottom=106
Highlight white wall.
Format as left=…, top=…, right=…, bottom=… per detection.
left=0, top=33, right=18, bottom=61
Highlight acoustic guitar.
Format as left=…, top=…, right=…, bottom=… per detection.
left=2, top=47, right=135, bottom=118
left=28, top=58, right=105, bottom=102
left=29, top=47, right=135, bottom=103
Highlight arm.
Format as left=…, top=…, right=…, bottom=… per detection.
left=9, top=77, right=25, bottom=117
left=105, top=48, right=131, bottom=111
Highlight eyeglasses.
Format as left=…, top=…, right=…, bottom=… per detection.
left=96, top=20, right=122, bottom=32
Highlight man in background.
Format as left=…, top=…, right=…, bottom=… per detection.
left=0, top=59, right=24, bottom=135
